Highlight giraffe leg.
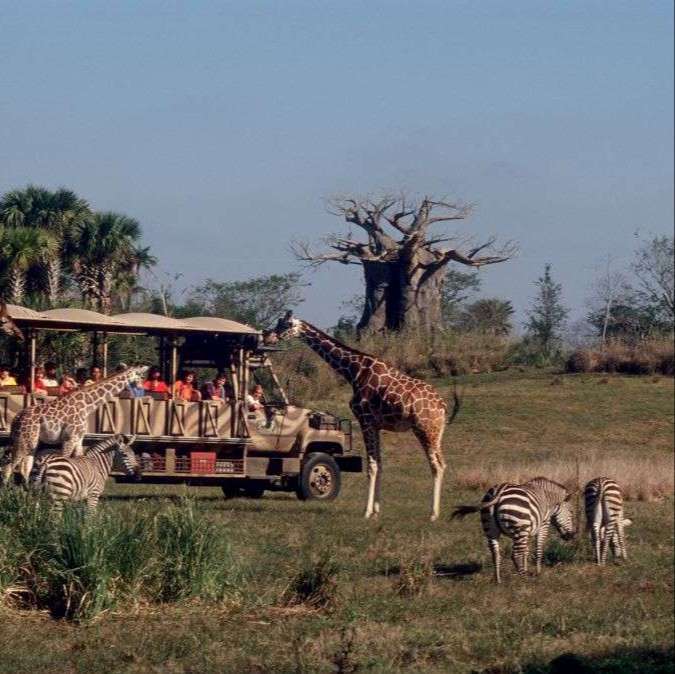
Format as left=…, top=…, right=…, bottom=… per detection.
left=62, top=430, right=85, bottom=458
left=361, top=426, right=381, bottom=520
left=413, top=426, right=446, bottom=522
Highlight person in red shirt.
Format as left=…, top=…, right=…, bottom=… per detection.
left=143, top=366, right=170, bottom=395
left=173, top=370, right=201, bottom=402
left=32, top=366, right=48, bottom=395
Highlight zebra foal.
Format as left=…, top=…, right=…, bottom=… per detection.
left=452, top=477, right=576, bottom=583
left=584, top=477, right=631, bottom=565
left=35, top=434, right=139, bottom=514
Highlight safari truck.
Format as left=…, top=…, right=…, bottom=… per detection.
left=0, top=305, right=361, bottom=500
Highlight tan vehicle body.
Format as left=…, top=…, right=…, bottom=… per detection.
left=0, top=305, right=361, bottom=498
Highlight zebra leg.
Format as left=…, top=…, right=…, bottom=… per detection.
left=534, top=523, right=550, bottom=575
left=600, top=523, right=615, bottom=565
left=487, top=537, right=501, bottom=584
left=617, top=522, right=628, bottom=560
left=511, top=533, right=530, bottom=577
left=591, top=524, right=602, bottom=565
left=86, top=495, right=100, bottom=516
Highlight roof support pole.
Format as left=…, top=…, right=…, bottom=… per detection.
left=170, top=337, right=178, bottom=385
left=29, top=330, right=36, bottom=394
left=102, top=333, right=109, bottom=377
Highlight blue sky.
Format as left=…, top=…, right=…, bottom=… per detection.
left=1, top=1, right=672, bottom=328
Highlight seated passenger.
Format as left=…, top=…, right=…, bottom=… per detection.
left=42, top=362, right=59, bottom=388
left=173, top=370, right=201, bottom=402
left=143, top=366, right=169, bottom=395
left=32, top=366, right=48, bottom=395
left=58, top=374, right=78, bottom=396
left=75, top=368, right=89, bottom=388
left=85, top=365, right=103, bottom=386
left=0, top=365, right=17, bottom=387
left=201, top=372, right=228, bottom=401
left=246, top=384, right=265, bottom=412
left=115, top=363, right=145, bottom=398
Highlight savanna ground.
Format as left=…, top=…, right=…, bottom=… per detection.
left=2, top=370, right=673, bottom=673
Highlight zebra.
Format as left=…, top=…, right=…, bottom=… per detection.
left=584, top=477, right=631, bottom=565
left=35, top=434, right=139, bottom=514
left=452, top=477, right=576, bottom=583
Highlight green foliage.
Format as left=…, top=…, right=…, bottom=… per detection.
left=525, top=264, right=569, bottom=363
left=0, top=490, right=239, bottom=621
left=282, top=549, right=340, bottom=609
left=188, top=272, right=306, bottom=328
left=455, top=297, right=514, bottom=336
left=441, top=267, right=482, bottom=325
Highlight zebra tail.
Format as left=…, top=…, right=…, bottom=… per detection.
left=451, top=494, right=501, bottom=520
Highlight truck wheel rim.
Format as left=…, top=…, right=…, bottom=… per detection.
left=309, top=465, right=332, bottom=496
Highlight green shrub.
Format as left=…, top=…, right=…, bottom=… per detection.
left=282, top=549, right=340, bottom=609
left=0, top=489, right=240, bottom=621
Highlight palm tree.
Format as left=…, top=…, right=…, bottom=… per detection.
left=0, top=185, right=91, bottom=305
left=457, top=298, right=515, bottom=336
left=0, top=226, right=56, bottom=304
left=72, top=212, right=156, bottom=314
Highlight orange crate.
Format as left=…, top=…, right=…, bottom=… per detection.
left=190, top=451, right=216, bottom=474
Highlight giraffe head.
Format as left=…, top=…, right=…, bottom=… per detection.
left=116, top=364, right=149, bottom=384
left=271, top=310, right=303, bottom=341
left=0, top=301, right=24, bottom=341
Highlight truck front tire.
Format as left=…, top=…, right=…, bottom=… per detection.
left=296, top=452, right=341, bottom=501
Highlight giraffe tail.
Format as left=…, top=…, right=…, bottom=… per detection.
left=446, top=379, right=462, bottom=425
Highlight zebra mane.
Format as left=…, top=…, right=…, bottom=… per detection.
left=88, top=434, right=135, bottom=454
left=525, top=476, right=571, bottom=500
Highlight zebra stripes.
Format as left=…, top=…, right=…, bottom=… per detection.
left=452, top=477, right=576, bottom=583
left=35, top=434, right=139, bottom=514
left=584, top=477, right=631, bottom=565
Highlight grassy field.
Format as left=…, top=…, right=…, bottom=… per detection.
left=1, top=371, right=673, bottom=673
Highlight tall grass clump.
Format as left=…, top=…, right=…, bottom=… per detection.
left=566, top=337, right=674, bottom=375
left=282, top=549, right=340, bottom=610
left=151, top=497, right=237, bottom=602
left=0, top=489, right=240, bottom=621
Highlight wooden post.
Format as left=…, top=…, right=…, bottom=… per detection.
left=29, top=331, right=36, bottom=393
left=170, top=338, right=178, bottom=385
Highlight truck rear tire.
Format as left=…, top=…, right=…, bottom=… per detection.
left=296, top=452, right=341, bottom=501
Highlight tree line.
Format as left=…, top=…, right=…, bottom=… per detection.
left=1, top=184, right=672, bottom=368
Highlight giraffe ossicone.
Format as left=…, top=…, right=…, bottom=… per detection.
left=1, top=365, right=148, bottom=486
left=272, top=311, right=457, bottom=521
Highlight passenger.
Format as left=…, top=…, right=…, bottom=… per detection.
left=85, top=365, right=103, bottom=386
left=58, top=374, right=78, bottom=396
left=32, top=366, right=48, bottom=394
left=173, top=370, right=201, bottom=402
left=115, top=363, right=145, bottom=398
left=75, top=368, right=89, bottom=388
left=143, top=366, right=169, bottom=395
left=246, top=384, right=265, bottom=412
left=201, top=372, right=228, bottom=401
left=42, top=362, right=59, bottom=388
left=0, top=365, right=17, bottom=387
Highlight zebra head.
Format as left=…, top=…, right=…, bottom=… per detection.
left=551, top=498, right=576, bottom=541
left=115, top=434, right=141, bottom=480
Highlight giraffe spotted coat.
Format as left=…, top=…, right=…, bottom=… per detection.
left=2, top=365, right=148, bottom=485
left=272, top=312, right=456, bottom=521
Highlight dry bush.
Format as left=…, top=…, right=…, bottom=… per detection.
left=455, top=453, right=674, bottom=502
left=354, top=329, right=511, bottom=377
left=566, top=337, right=674, bottom=376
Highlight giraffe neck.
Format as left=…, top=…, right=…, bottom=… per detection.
left=66, top=372, right=132, bottom=410
left=296, top=321, right=368, bottom=384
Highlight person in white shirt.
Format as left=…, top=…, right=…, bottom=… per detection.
left=42, top=362, right=59, bottom=388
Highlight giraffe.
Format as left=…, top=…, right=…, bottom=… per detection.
left=0, top=301, right=24, bottom=341
left=270, top=311, right=459, bottom=521
left=1, top=365, right=148, bottom=486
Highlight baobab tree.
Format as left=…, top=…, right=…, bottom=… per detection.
left=293, top=194, right=516, bottom=333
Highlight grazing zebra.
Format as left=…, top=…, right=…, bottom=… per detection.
left=35, top=434, right=139, bottom=514
left=452, top=477, right=576, bottom=583
left=584, top=477, right=631, bottom=565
